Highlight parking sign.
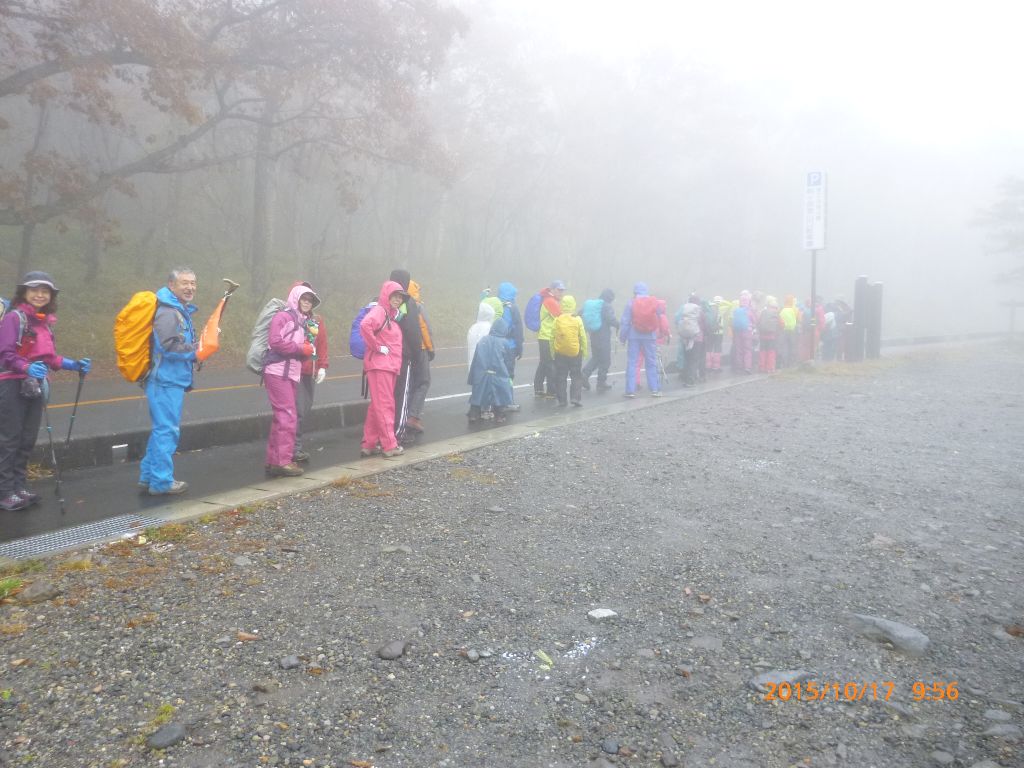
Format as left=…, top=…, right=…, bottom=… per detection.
left=803, top=171, right=827, bottom=251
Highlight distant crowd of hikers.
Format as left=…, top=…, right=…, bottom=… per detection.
left=0, top=267, right=853, bottom=510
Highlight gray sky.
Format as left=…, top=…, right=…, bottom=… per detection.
left=502, top=0, right=1024, bottom=149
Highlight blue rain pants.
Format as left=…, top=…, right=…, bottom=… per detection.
left=139, top=379, right=185, bottom=492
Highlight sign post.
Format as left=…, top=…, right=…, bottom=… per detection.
left=803, top=171, right=827, bottom=359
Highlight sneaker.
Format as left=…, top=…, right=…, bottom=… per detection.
left=534, top=391, right=546, bottom=399
left=571, top=401, right=582, bottom=407
left=0, top=493, right=28, bottom=512
left=292, top=450, right=310, bottom=463
left=544, top=393, right=557, bottom=400
left=137, top=481, right=150, bottom=492
left=581, top=380, right=591, bottom=391
left=149, top=480, right=189, bottom=496
left=624, top=392, right=636, bottom=398
left=597, top=383, right=613, bottom=391
left=266, top=464, right=303, bottom=477
left=406, top=416, right=424, bottom=433
left=651, top=391, right=663, bottom=398
left=556, top=401, right=568, bottom=408
left=505, top=403, right=521, bottom=412
left=359, top=448, right=378, bottom=458
left=382, top=446, right=404, bottom=458
left=15, top=488, right=39, bottom=505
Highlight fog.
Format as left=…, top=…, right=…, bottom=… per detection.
left=1, top=0, right=1021, bottom=339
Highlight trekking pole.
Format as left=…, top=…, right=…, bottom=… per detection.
left=64, top=369, right=86, bottom=450
left=42, top=397, right=65, bottom=514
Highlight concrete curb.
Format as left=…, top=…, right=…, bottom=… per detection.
left=6, top=374, right=764, bottom=563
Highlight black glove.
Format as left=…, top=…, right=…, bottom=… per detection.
left=427, top=350, right=435, bottom=362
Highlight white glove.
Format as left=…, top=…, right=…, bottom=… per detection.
left=379, top=346, right=390, bottom=355
left=315, top=368, right=326, bottom=384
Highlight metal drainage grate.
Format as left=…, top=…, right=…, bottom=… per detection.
left=0, top=513, right=167, bottom=560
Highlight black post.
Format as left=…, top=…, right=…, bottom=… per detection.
left=849, top=275, right=868, bottom=362
left=865, top=282, right=883, bottom=358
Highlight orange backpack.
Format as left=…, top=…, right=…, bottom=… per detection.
left=114, top=291, right=159, bottom=382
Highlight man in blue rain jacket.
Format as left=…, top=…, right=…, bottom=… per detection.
left=139, top=268, right=198, bottom=496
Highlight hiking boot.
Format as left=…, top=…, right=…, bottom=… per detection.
left=382, top=446, right=404, bottom=458
left=266, top=464, right=303, bottom=477
left=149, top=480, right=189, bottom=496
left=15, top=488, right=39, bottom=505
left=0, top=493, right=28, bottom=512
left=292, top=450, right=310, bottom=463
left=406, top=416, right=424, bottom=433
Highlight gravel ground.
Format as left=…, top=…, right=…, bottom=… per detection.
left=1, top=341, right=1022, bottom=768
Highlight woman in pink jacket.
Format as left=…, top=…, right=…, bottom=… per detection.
left=359, top=280, right=408, bottom=457
left=264, top=283, right=320, bottom=477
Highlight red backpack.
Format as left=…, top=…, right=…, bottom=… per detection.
left=631, top=295, right=659, bottom=333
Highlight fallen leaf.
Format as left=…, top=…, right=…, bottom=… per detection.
left=349, top=761, right=374, bottom=768
left=307, top=667, right=323, bottom=676
left=683, top=587, right=692, bottom=596
left=461, top=610, right=475, bottom=619
left=1006, top=624, right=1024, bottom=638
left=10, top=658, right=31, bottom=667
left=237, top=631, right=260, bottom=642
left=698, top=594, right=712, bottom=604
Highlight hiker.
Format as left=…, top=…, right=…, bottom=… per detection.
left=581, top=289, right=619, bottom=392
left=292, top=281, right=328, bottom=464
left=731, top=292, right=754, bottom=374
left=405, top=280, right=435, bottom=436
left=263, top=284, right=320, bottom=477
left=551, top=294, right=588, bottom=407
left=619, top=282, right=663, bottom=397
left=677, top=294, right=704, bottom=387
left=467, top=300, right=496, bottom=368
left=0, top=272, right=90, bottom=511
left=388, top=269, right=422, bottom=445
left=497, top=282, right=523, bottom=411
left=138, top=268, right=198, bottom=496
left=705, top=296, right=725, bottom=373
left=359, top=280, right=408, bottom=458
left=532, top=280, right=565, bottom=399
left=467, top=316, right=514, bottom=423
left=778, top=295, right=798, bottom=369
left=758, top=296, right=782, bottom=373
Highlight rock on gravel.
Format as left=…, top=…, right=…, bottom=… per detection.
left=588, top=608, right=618, bottom=623
left=146, top=723, right=187, bottom=749
left=16, top=579, right=61, bottom=604
left=845, top=612, right=931, bottom=655
left=377, top=640, right=408, bottom=660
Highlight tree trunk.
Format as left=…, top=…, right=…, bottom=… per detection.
left=250, top=98, right=278, bottom=303
left=17, top=223, right=36, bottom=278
